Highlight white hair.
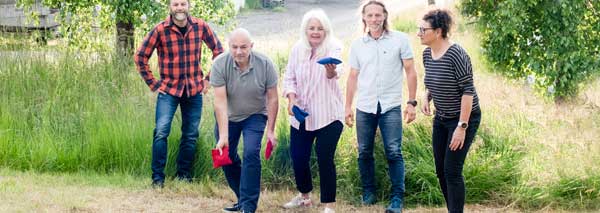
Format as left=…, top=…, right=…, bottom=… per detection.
left=298, top=9, right=339, bottom=59
left=228, top=28, right=253, bottom=42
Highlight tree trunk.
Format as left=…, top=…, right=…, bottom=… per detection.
left=116, top=21, right=135, bottom=58
left=428, top=0, right=435, bottom=5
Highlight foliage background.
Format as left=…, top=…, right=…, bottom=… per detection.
left=460, top=0, right=600, bottom=100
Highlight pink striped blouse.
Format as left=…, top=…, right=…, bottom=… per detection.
left=283, top=41, right=345, bottom=131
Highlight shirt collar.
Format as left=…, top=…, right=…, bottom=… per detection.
left=232, top=51, right=255, bottom=73
left=164, top=15, right=198, bottom=28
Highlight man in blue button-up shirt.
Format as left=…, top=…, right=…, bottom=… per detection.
left=344, top=1, right=418, bottom=213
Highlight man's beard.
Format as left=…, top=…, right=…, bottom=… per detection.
left=369, top=23, right=383, bottom=32
left=171, top=12, right=188, bottom=21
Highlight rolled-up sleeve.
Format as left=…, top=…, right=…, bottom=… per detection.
left=135, top=27, right=160, bottom=91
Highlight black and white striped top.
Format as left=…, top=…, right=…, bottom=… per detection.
left=423, top=44, right=480, bottom=118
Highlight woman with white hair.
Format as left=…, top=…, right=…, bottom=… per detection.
left=281, top=8, right=344, bottom=213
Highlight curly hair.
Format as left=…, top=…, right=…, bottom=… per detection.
left=422, top=9, right=454, bottom=39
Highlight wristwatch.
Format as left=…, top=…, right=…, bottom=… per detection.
left=457, top=121, right=469, bottom=129
left=406, top=100, right=417, bottom=107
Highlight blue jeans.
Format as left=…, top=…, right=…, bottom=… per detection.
left=215, top=114, right=267, bottom=213
left=151, top=92, right=203, bottom=182
left=356, top=103, right=405, bottom=201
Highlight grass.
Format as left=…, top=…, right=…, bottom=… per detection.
left=1, top=3, right=600, bottom=212
left=0, top=168, right=527, bottom=212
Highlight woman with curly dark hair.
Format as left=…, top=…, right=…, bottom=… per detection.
left=417, top=8, right=482, bottom=213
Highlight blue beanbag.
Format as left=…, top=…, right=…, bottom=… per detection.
left=292, top=105, right=309, bottom=123
left=317, top=57, right=343, bottom=65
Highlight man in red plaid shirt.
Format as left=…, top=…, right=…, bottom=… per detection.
left=134, top=0, right=223, bottom=188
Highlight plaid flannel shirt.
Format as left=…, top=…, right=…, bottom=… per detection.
left=135, top=16, right=223, bottom=97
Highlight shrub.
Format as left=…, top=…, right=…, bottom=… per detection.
left=460, top=0, right=600, bottom=101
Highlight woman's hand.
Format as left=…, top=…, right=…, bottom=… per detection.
left=324, top=64, right=336, bottom=79
left=287, top=94, right=298, bottom=116
left=421, top=102, right=432, bottom=116
left=449, top=127, right=466, bottom=151
left=421, top=92, right=432, bottom=116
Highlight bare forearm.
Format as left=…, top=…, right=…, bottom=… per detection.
left=287, top=93, right=297, bottom=105
left=214, top=89, right=229, bottom=138
left=402, top=59, right=418, bottom=100
left=406, top=69, right=417, bottom=100
left=458, top=95, right=474, bottom=122
left=345, top=71, right=358, bottom=109
left=267, top=96, right=278, bottom=133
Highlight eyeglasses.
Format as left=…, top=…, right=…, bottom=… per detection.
left=418, top=27, right=434, bottom=34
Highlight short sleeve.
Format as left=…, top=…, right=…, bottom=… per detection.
left=265, top=58, right=278, bottom=88
left=399, top=33, right=414, bottom=59
left=348, top=40, right=360, bottom=70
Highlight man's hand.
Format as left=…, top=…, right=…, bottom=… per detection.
left=403, top=105, right=416, bottom=124
left=203, top=80, right=211, bottom=94
left=215, top=137, right=228, bottom=155
left=345, top=107, right=354, bottom=127
left=266, top=131, right=277, bottom=147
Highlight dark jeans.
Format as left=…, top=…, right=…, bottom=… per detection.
left=215, top=114, right=267, bottom=213
left=290, top=121, right=343, bottom=203
left=356, top=103, right=405, bottom=200
left=151, top=92, right=203, bottom=182
left=432, top=110, right=481, bottom=213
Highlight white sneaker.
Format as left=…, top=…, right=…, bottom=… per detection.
left=323, top=207, right=335, bottom=213
left=283, top=194, right=312, bottom=209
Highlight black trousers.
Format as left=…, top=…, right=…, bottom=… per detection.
left=290, top=121, right=343, bottom=203
left=432, top=111, right=481, bottom=213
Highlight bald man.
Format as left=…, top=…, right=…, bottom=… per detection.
left=211, top=28, right=279, bottom=213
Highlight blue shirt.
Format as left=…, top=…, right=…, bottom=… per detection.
left=349, top=30, right=414, bottom=114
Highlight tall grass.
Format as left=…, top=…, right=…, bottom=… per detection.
left=0, top=51, right=219, bottom=178
left=0, top=47, right=521, bottom=207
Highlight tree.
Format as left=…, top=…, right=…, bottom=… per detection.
left=461, top=0, right=600, bottom=101
left=428, top=0, right=435, bottom=5
left=17, top=0, right=235, bottom=57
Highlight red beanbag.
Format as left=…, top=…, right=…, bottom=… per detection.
left=265, top=139, right=274, bottom=160
left=212, top=146, right=233, bottom=168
